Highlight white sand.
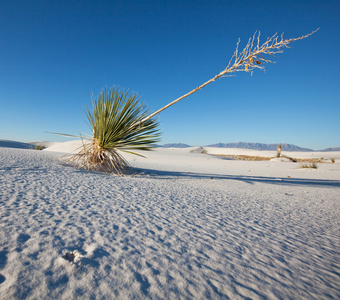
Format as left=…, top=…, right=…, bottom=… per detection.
left=1, top=142, right=340, bottom=299
left=44, top=140, right=85, bottom=154
left=30, top=141, right=58, bottom=148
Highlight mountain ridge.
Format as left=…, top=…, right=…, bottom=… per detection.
left=318, top=147, right=340, bottom=152
left=206, top=142, right=313, bottom=152
left=160, top=142, right=340, bottom=151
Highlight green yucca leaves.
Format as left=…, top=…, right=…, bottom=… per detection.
left=60, top=87, right=160, bottom=174
left=86, top=87, right=160, bottom=156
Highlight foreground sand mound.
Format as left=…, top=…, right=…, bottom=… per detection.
left=43, top=140, right=85, bottom=154
left=0, top=147, right=339, bottom=298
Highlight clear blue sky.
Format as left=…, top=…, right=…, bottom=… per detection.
left=1, top=0, right=339, bottom=150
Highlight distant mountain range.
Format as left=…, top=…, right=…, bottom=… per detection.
left=160, top=142, right=340, bottom=152
left=1, top=139, right=338, bottom=152
left=162, top=143, right=191, bottom=148
left=319, top=147, right=340, bottom=152
left=206, top=142, right=313, bottom=152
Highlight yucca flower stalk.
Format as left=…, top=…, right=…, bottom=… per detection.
left=135, top=29, right=318, bottom=126
left=65, top=87, right=160, bottom=174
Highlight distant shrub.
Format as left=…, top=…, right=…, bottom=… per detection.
left=28, top=145, right=46, bottom=150
left=34, top=145, right=46, bottom=150
left=215, top=154, right=271, bottom=161
left=189, top=148, right=207, bottom=154
left=330, top=157, right=335, bottom=163
left=301, top=163, right=318, bottom=169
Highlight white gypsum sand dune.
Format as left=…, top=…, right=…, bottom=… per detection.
left=0, top=140, right=34, bottom=150
left=30, top=141, right=57, bottom=148
left=43, top=140, right=86, bottom=154
left=0, top=145, right=339, bottom=299
left=0, top=140, right=56, bottom=150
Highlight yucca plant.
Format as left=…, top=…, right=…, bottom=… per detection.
left=64, top=87, right=160, bottom=173
left=56, top=29, right=317, bottom=174
left=276, top=144, right=282, bottom=158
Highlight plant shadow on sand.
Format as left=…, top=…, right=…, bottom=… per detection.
left=57, top=157, right=340, bottom=188
left=129, top=167, right=340, bottom=188
left=61, top=157, right=340, bottom=188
